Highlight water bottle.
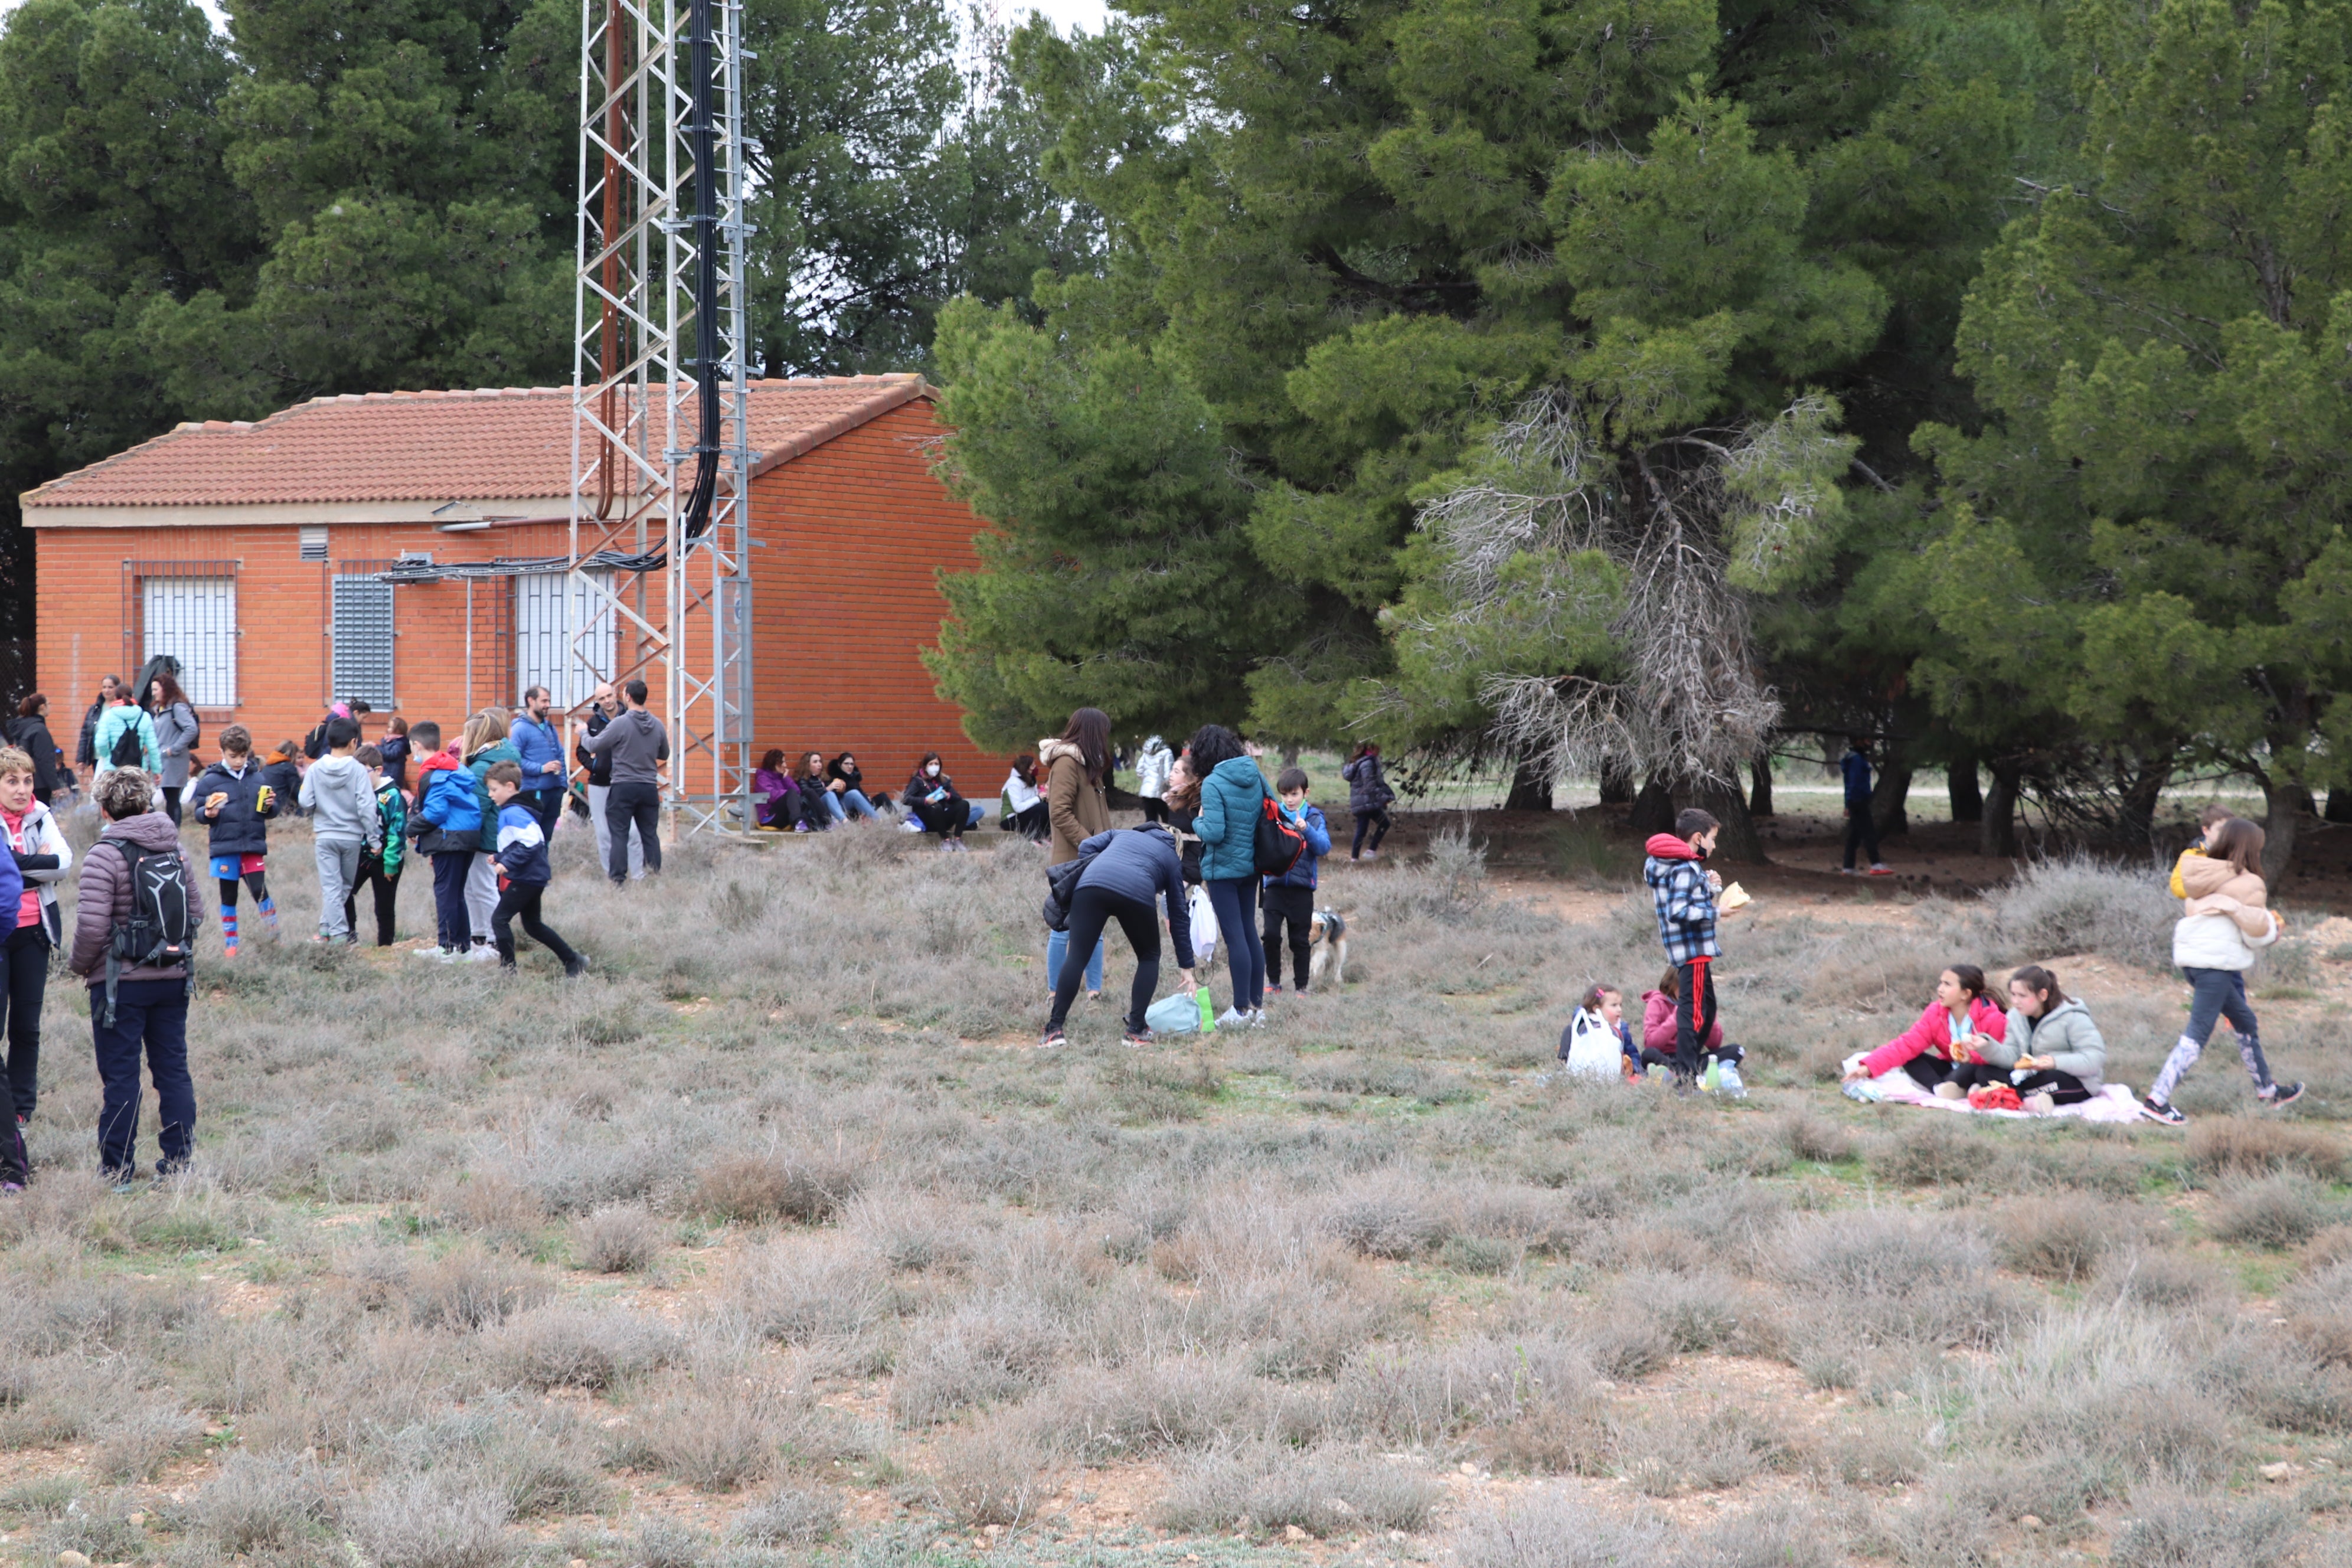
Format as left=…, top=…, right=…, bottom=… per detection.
left=1702, top=1054, right=1722, bottom=1094
left=1718, top=1061, right=1746, bottom=1099
left=1197, top=987, right=1217, bottom=1034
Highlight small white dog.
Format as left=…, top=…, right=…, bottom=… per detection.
left=1307, top=909, right=1348, bottom=989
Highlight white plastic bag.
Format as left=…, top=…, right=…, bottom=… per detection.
left=1187, top=884, right=1219, bottom=965
left=1563, top=1013, right=1622, bottom=1081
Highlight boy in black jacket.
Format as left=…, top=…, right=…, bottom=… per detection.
left=194, top=725, right=280, bottom=956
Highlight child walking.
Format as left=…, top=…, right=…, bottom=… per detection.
left=344, top=744, right=406, bottom=946
left=2144, top=816, right=2301, bottom=1123
left=1260, top=766, right=1331, bottom=996
left=1642, top=808, right=1740, bottom=1085
left=410, top=723, right=488, bottom=962
left=484, top=762, right=585, bottom=975
left=299, top=716, right=381, bottom=944
left=1341, top=742, right=1394, bottom=860
left=194, top=726, right=280, bottom=957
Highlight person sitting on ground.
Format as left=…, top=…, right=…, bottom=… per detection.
left=753, top=749, right=798, bottom=829
left=1943, top=964, right=2106, bottom=1113
left=790, top=752, right=838, bottom=831
left=1843, top=963, right=2007, bottom=1096
left=1002, top=753, right=1048, bottom=841
left=828, top=753, right=885, bottom=817
left=2144, top=815, right=2299, bottom=1122
left=1562, top=984, right=1639, bottom=1082
left=1042, top=821, right=1198, bottom=1048
left=1640, top=966, right=1743, bottom=1073
left=904, top=753, right=971, bottom=848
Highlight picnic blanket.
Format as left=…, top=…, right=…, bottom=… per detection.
left=1853, top=1073, right=2143, bottom=1123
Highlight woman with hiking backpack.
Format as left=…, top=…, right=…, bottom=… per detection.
left=1190, top=724, right=1276, bottom=1028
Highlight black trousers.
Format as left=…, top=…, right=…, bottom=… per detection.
left=2, top=923, right=49, bottom=1123
left=1262, top=883, right=1315, bottom=989
left=1351, top=808, right=1391, bottom=856
left=1946, top=1061, right=2093, bottom=1105
left=1842, top=806, right=1881, bottom=868
left=345, top=859, right=403, bottom=946
left=493, top=883, right=580, bottom=971
left=909, top=793, right=966, bottom=837
left=161, top=785, right=184, bottom=825
left=604, top=781, right=663, bottom=881
left=1138, top=798, right=1169, bottom=824
left=1009, top=802, right=1049, bottom=841
left=1674, top=958, right=1719, bottom=1080
left=1050, top=886, right=1162, bottom=1033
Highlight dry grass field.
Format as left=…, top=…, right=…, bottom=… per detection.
left=8, top=809, right=2352, bottom=1568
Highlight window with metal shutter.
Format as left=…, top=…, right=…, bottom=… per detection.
left=514, top=570, right=615, bottom=707
left=141, top=574, right=237, bottom=707
left=332, top=567, right=397, bottom=708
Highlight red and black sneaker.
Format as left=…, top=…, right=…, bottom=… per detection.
left=1123, top=1027, right=1153, bottom=1048
left=1041, top=1026, right=1066, bottom=1048
left=2140, top=1095, right=2186, bottom=1126
left=2262, top=1082, right=2307, bottom=1108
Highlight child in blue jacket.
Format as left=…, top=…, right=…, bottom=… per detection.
left=485, top=762, right=584, bottom=976
left=1261, top=766, right=1332, bottom=995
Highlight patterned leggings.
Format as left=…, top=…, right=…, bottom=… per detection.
left=2150, top=966, right=2271, bottom=1104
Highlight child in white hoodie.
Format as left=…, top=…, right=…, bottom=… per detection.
left=2142, top=816, right=2299, bottom=1124
left=298, top=716, right=382, bottom=944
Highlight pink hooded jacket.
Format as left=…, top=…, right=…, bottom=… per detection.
left=1859, top=996, right=2008, bottom=1079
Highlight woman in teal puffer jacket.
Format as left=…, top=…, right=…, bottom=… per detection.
left=1190, top=724, right=1269, bottom=1027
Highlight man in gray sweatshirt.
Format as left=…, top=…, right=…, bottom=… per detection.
left=298, top=716, right=383, bottom=941
left=580, top=678, right=668, bottom=884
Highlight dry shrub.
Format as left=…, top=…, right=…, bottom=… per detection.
left=1779, top=1110, right=1853, bottom=1164
left=927, top=1410, right=1058, bottom=1527
left=612, top=1377, right=789, bottom=1492
left=91, top=1400, right=204, bottom=1481
left=1453, top=1485, right=1668, bottom=1568
left=1024, top=1357, right=1264, bottom=1458
left=1993, top=1197, right=2131, bottom=1282
left=1982, top=854, right=2176, bottom=971
left=890, top=1298, right=1069, bottom=1426
left=1867, top=1117, right=1974, bottom=1187
left=1978, top=1312, right=2235, bottom=1495
left=1615, top=1403, right=1798, bottom=1497
left=438, top=1173, right=547, bottom=1244
left=1770, top=1210, right=2018, bottom=1351
left=1159, top=1440, right=1442, bottom=1537
left=1324, top=1182, right=1455, bottom=1259
left=184, top=1451, right=335, bottom=1553
left=482, top=1304, right=673, bottom=1390
left=1626, top=1271, right=1776, bottom=1357
left=2096, top=1248, right=2236, bottom=1312
left=2210, top=1174, right=2334, bottom=1249
left=349, top=1472, right=514, bottom=1568
left=695, top=1146, right=864, bottom=1224
left=406, top=1245, right=553, bottom=1330
left=2108, top=1485, right=2302, bottom=1568
left=29, top=1488, right=149, bottom=1564
left=730, top=1233, right=896, bottom=1348
left=845, top=1188, right=981, bottom=1273
left=2189, top=1118, right=2346, bottom=1182
left=0, top=1169, right=108, bottom=1243
left=573, top=1203, right=662, bottom=1273
left=730, top=1483, right=842, bottom=1546
left=1581, top=1317, right=1673, bottom=1382
left=1332, top=1335, right=1592, bottom=1446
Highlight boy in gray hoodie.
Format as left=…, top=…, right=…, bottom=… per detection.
left=298, top=716, right=382, bottom=942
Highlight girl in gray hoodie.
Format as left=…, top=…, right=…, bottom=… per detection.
left=1946, top=964, right=2105, bottom=1112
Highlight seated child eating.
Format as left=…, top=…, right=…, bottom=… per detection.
left=1641, top=967, right=1744, bottom=1073
left=1561, top=984, right=1640, bottom=1082
left=1843, top=963, right=2006, bottom=1097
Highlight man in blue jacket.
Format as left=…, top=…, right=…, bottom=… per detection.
left=509, top=687, right=568, bottom=840
left=1260, top=766, right=1331, bottom=995
left=1841, top=737, right=1893, bottom=876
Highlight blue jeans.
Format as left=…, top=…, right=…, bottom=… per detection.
left=1047, top=926, right=1104, bottom=994
left=1204, top=877, right=1266, bottom=1011
left=93, top=978, right=194, bottom=1178
left=2151, top=966, right=2270, bottom=1102
left=824, top=789, right=880, bottom=822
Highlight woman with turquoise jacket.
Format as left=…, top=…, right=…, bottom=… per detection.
left=1189, top=724, right=1269, bottom=1028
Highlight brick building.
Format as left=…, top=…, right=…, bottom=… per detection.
left=23, top=375, right=1004, bottom=796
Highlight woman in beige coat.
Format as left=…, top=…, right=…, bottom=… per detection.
left=2143, top=816, right=2300, bottom=1123
left=1040, top=707, right=1112, bottom=1000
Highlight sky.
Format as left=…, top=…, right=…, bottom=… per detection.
left=1012, top=0, right=1109, bottom=34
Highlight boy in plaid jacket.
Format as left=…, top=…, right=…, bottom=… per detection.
left=1643, top=808, right=1730, bottom=1084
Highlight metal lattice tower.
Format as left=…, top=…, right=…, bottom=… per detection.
left=567, top=0, right=754, bottom=832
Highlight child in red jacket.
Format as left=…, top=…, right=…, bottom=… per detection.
left=1841, top=963, right=2006, bottom=1096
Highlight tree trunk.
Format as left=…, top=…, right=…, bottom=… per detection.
left=2262, top=778, right=2307, bottom=886
left=1696, top=776, right=1768, bottom=864
left=1280, top=744, right=1301, bottom=769
left=1629, top=778, right=1675, bottom=837
left=1599, top=757, right=1634, bottom=805
left=1948, top=754, right=1982, bottom=823
left=1871, top=748, right=1916, bottom=839
left=2327, top=788, right=2352, bottom=825
left=1980, top=765, right=2021, bottom=858
left=1749, top=755, right=1774, bottom=818
left=1504, top=759, right=1554, bottom=812
left=2116, top=755, right=2172, bottom=852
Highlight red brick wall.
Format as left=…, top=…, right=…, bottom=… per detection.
left=747, top=398, right=1004, bottom=798
left=31, top=401, right=1001, bottom=795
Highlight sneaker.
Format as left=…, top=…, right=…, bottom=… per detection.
left=1839, top=867, right=1858, bottom=876
left=464, top=945, right=497, bottom=963
left=2023, top=1092, right=2055, bottom=1115
left=411, top=943, right=447, bottom=958
left=1867, top=864, right=1894, bottom=876
left=1040, top=1026, right=1066, bottom=1048
left=107, top=1174, right=139, bottom=1195
left=1933, top=1082, right=1965, bottom=1100
left=1363, top=848, right=1379, bottom=859
left=1265, top=983, right=1284, bottom=997
left=2140, top=1095, right=2186, bottom=1126
left=1, top=1182, right=22, bottom=1195
left=1248, top=1008, right=1267, bottom=1028
left=564, top=957, right=589, bottom=979
left=900, top=819, right=925, bottom=834
left=1123, top=1027, right=1153, bottom=1047
left=2262, top=1082, right=2307, bottom=1108
left=1216, top=1007, right=1250, bottom=1028
left=792, top=822, right=809, bottom=834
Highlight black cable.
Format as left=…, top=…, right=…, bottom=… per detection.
left=680, top=0, right=721, bottom=542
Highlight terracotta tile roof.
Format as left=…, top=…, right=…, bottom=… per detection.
left=23, top=375, right=932, bottom=509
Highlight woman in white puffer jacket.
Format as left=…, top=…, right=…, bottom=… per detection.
left=2142, top=816, right=2298, bottom=1125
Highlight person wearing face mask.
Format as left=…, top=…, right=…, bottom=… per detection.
left=903, top=753, right=970, bottom=850
left=1642, top=808, right=1745, bottom=1085
left=509, top=687, right=568, bottom=838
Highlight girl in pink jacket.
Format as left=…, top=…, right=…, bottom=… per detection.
left=1844, top=963, right=2007, bottom=1095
